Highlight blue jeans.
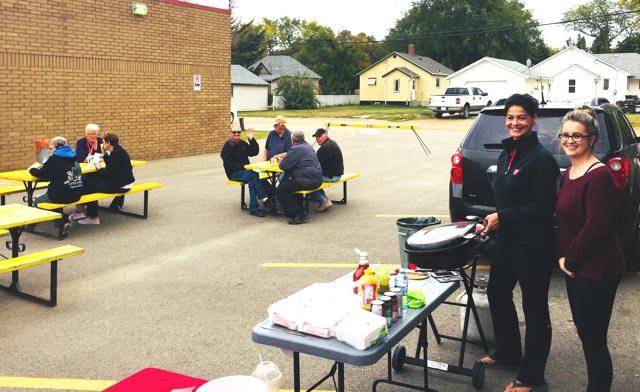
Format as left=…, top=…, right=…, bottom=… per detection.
left=231, top=170, right=267, bottom=212
left=309, top=175, right=341, bottom=202
left=34, top=192, right=50, bottom=208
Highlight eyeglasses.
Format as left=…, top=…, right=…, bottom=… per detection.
left=557, top=133, right=593, bottom=142
left=231, top=131, right=241, bottom=135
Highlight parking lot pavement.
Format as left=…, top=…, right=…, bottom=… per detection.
left=0, top=117, right=638, bottom=391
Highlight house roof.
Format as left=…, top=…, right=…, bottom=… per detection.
left=593, top=53, right=640, bottom=77
left=447, top=56, right=549, bottom=80
left=382, top=67, right=420, bottom=78
left=231, top=65, right=269, bottom=86
left=357, top=51, right=454, bottom=76
left=533, top=46, right=630, bottom=76
left=248, top=55, right=322, bottom=82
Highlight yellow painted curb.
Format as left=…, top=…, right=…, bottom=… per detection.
left=0, top=377, right=116, bottom=391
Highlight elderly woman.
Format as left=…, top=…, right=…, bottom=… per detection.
left=29, top=136, right=84, bottom=206
left=478, top=94, right=559, bottom=392
left=76, top=123, right=103, bottom=163
left=556, top=107, right=625, bottom=392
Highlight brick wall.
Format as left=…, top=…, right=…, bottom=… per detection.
left=0, top=0, right=230, bottom=171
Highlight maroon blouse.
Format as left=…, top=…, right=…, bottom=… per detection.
left=556, top=166, right=626, bottom=280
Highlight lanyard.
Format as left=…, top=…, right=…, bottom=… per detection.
left=87, top=140, right=95, bottom=156
left=505, top=150, right=516, bottom=174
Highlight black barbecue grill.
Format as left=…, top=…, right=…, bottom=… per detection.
left=388, top=217, right=491, bottom=390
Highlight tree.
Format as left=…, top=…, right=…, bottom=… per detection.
left=232, top=22, right=267, bottom=67
left=565, top=34, right=588, bottom=50
left=262, top=17, right=305, bottom=54
left=385, top=0, right=549, bottom=70
left=274, top=76, right=318, bottom=109
left=563, top=0, right=635, bottom=53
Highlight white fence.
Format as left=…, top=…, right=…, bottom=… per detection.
left=272, top=95, right=359, bottom=110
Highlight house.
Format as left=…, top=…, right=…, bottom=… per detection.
left=231, top=65, right=269, bottom=111
left=357, top=45, right=453, bottom=105
left=248, top=55, right=322, bottom=95
left=447, top=57, right=552, bottom=104
left=532, top=46, right=635, bottom=104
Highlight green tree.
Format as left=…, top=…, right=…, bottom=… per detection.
left=262, top=17, right=305, bottom=54
left=275, top=76, right=318, bottom=109
left=385, top=0, right=549, bottom=70
left=232, top=22, right=267, bottom=67
left=565, top=34, right=589, bottom=50
left=563, top=0, right=635, bottom=53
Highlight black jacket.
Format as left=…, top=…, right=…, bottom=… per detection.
left=317, top=138, right=344, bottom=177
left=75, top=137, right=103, bottom=163
left=220, top=138, right=259, bottom=179
left=30, top=148, right=84, bottom=203
left=495, top=132, right=559, bottom=248
left=101, top=144, right=135, bottom=188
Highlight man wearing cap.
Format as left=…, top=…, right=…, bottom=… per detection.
left=76, top=123, right=103, bottom=163
left=221, top=126, right=268, bottom=218
left=310, top=128, right=344, bottom=212
left=277, top=131, right=323, bottom=224
left=264, top=115, right=292, bottom=161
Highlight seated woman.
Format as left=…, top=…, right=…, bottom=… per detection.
left=78, top=132, right=134, bottom=225
left=29, top=136, right=84, bottom=206
left=76, top=123, right=103, bottom=163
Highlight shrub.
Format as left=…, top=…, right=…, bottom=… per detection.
left=275, top=76, right=318, bottom=109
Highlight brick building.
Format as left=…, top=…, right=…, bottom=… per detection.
left=0, top=0, right=230, bottom=171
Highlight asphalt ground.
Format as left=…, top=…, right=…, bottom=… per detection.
left=0, top=116, right=639, bottom=392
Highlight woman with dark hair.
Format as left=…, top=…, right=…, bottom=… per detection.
left=477, top=94, right=559, bottom=391
left=556, top=107, right=625, bottom=392
left=78, top=132, right=134, bottom=225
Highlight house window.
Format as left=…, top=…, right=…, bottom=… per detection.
left=603, top=78, right=609, bottom=90
left=436, top=78, right=440, bottom=88
left=394, top=79, right=400, bottom=93
left=569, top=79, right=576, bottom=93
left=412, top=79, right=416, bottom=89
left=367, top=77, right=377, bottom=86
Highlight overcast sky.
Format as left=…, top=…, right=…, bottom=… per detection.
left=198, top=0, right=586, bottom=49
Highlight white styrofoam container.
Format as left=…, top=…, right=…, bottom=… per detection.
left=334, top=309, right=388, bottom=350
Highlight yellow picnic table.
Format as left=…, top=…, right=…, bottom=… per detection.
left=0, top=160, right=146, bottom=206
left=0, top=204, right=61, bottom=260
left=244, top=160, right=282, bottom=173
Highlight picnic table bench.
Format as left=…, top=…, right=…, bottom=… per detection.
left=0, top=183, right=48, bottom=205
left=36, top=182, right=163, bottom=239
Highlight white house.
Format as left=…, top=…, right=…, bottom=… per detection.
left=446, top=57, right=551, bottom=104
left=231, top=65, right=269, bottom=111
left=532, top=46, right=632, bottom=104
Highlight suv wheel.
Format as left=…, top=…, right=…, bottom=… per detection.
left=462, top=105, right=470, bottom=119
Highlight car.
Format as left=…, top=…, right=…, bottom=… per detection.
left=449, top=102, right=640, bottom=270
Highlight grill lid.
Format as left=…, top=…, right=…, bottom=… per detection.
left=406, top=221, right=477, bottom=250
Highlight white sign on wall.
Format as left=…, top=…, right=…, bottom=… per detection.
left=193, top=74, right=202, bottom=92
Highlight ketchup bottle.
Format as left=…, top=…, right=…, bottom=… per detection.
left=353, top=248, right=369, bottom=294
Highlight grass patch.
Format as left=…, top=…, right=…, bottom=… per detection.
left=239, top=105, right=434, bottom=122
left=239, top=130, right=268, bottom=141
left=626, top=113, right=640, bottom=128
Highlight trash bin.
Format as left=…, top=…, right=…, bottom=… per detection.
left=396, top=216, right=441, bottom=268
left=625, top=99, right=636, bottom=114
left=35, top=139, right=50, bottom=164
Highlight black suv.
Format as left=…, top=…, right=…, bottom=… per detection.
left=449, top=103, right=640, bottom=270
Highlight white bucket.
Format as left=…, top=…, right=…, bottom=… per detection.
left=197, top=375, right=267, bottom=392
left=252, top=361, right=282, bottom=392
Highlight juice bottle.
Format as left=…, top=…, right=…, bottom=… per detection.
left=353, top=248, right=369, bottom=294
left=377, top=266, right=390, bottom=293
left=359, top=268, right=378, bottom=310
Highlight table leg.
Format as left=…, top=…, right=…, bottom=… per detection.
left=337, top=362, right=344, bottom=392
left=9, top=227, right=23, bottom=288
left=293, top=351, right=300, bottom=392
left=24, top=180, right=36, bottom=207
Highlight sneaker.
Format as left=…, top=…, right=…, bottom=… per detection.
left=77, top=217, right=100, bottom=225
left=316, top=199, right=333, bottom=212
left=249, top=209, right=266, bottom=218
left=70, top=211, right=87, bottom=220
left=288, top=213, right=308, bottom=225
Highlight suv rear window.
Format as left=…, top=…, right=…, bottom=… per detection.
left=462, top=109, right=610, bottom=154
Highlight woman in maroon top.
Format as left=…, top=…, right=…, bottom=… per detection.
left=556, top=107, right=625, bottom=392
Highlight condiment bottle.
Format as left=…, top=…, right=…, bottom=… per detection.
left=353, top=248, right=369, bottom=294
left=395, top=268, right=409, bottom=311
left=358, top=268, right=378, bottom=310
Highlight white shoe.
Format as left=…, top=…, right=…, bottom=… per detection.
left=316, top=199, right=333, bottom=212
left=77, top=217, right=100, bottom=225
left=71, top=211, right=86, bottom=220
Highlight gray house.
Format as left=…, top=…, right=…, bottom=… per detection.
left=231, top=65, right=269, bottom=111
left=249, top=55, right=322, bottom=95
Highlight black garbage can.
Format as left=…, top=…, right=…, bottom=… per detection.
left=625, top=99, right=636, bottom=114
left=396, top=216, right=441, bottom=268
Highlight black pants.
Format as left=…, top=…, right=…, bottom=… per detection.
left=487, top=242, right=553, bottom=386
left=276, top=176, right=305, bottom=218
left=83, top=175, right=128, bottom=218
left=566, top=274, right=621, bottom=392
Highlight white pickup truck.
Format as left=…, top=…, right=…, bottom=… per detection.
left=429, top=87, right=492, bottom=118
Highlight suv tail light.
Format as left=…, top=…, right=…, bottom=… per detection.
left=456, top=97, right=460, bottom=105
left=607, top=157, right=629, bottom=189
left=451, top=152, right=463, bottom=184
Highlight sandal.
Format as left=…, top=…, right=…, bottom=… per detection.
left=479, top=355, right=521, bottom=367
left=504, top=379, right=546, bottom=392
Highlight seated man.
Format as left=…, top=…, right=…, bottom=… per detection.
left=76, top=123, right=103, bottom=163
left=221, top=126, right=268, bottom=218
left=29, top=136, right=84, bottom=206
left=264, top=115, right=292, bottom=161
left=78, top=132, right=135, bottom=225
left=277, top=131, right=323, bottom=225
left=309, top=128, right=344, bottom=212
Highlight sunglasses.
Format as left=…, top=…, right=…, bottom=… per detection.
left=231, top=131, right=241, bottom=135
